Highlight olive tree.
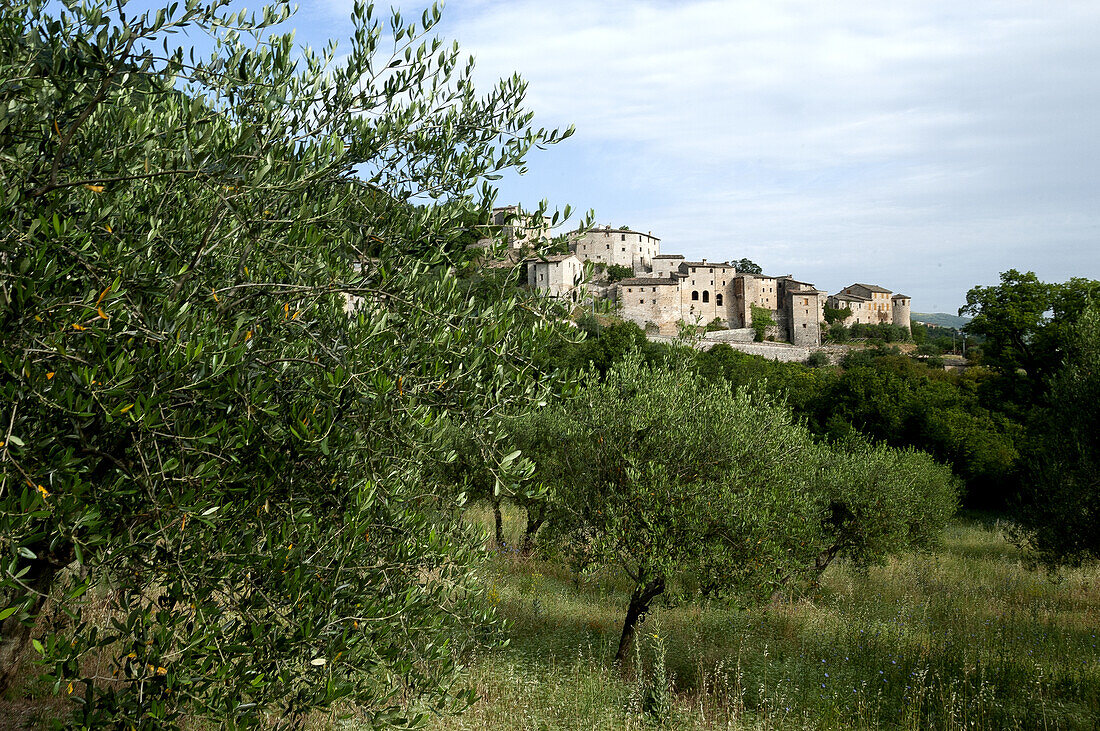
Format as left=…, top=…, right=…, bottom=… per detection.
left=539, top=354, right=957, bottom=666
left=0, top=0, right=572, bottom=726
left=543, top=355, right=829, bottom=664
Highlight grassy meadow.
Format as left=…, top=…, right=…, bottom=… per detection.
left=409, top=506, right=1100, bottom=730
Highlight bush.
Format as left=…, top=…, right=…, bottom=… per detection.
left=750, top=304, right=775, bottom=342
left=605, top=264, right=634, bottom=283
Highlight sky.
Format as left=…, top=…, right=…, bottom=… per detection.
left=129, top=0, right=1100, bottom=312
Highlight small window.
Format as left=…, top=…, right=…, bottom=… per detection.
left=692, top=291, right=699, bottom=301
left=716, top=294, right=723, bottom=306
left=627, top=288, right=632, bottom=293
left=621, top=234, right=626, bottom=241
left=640, top=299, right=645, bottom=304
left=652, top=299, right=656, bottom=304
left=702, top=291, right=710, bottom=303
left=621, top=248, right=626, bottom=252
left=803, top=323, right=807, bottom=328
left=606, top=244, right=610, bottom=250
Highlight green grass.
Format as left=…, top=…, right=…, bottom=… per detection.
left=409, top=506, right=1100, bottom=730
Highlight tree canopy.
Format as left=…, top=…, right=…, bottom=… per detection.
left=960, top=270, right=1100, bottom=397
left=0, top=0, right=573, bottom=726
left=529, top=355, right=956, bottom=666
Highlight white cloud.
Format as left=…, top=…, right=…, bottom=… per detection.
left=307, top=0, right=1100, bottom=309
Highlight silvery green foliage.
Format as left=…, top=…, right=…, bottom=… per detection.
left=0, top=0, right=573, bottom=726
left=533, top=354, right=955, bottom=664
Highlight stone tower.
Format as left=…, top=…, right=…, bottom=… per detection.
left=891, top=293, right=912, bottom=331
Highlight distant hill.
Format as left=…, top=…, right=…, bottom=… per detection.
left=912, top=312, right=971, bottom=330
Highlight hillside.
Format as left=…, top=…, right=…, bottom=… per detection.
left=912, top=312, right=970, bottom=329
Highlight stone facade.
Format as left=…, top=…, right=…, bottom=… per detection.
left=778, top=277, right=825, bottom=347
left=509, top=211, right=909, bottom=346
left=827, top=283, right=911, bottom=331
left=616, top=277, right=683, bottom=333
left=526, top=253, right=584, bottom=300
left=574, top=226, right=661, bottom=273
left=612, top=260, right=825, bottom=344
left=491, top=205, right=552, bottom=249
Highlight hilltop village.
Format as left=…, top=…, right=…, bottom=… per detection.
left=493, top=207, right=911, bottom=347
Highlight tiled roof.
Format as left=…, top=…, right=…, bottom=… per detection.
left=653, top=254, right=684, bottom=259
left=851, top=283, right=892, bottom=294
left=833, top=293, right=870, bottom=302
left=524, top=253, right=577, bottom=263
left=584, top=227, right=661, bottom=240
left=891, top=293, right=911, bottom=299
left=680, top=261, right=734, bottom=269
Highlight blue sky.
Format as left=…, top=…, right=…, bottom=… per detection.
left=127, top=0, right=1100, bottom=312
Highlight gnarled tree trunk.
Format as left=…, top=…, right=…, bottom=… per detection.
left=615, top=577, right=665, bottom=667
left=0, top=550, right=69, bottom=695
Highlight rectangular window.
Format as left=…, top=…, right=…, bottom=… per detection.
left=640, top=299, right=645, bottom=304
left=621, top=234, right=626, bottom=241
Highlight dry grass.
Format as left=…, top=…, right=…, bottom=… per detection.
left=407, top=510, right=1100, bottom=730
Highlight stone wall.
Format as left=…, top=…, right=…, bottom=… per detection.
left=527, top=255, right=584, bottom=299
left=702, top=328, right=756, bottom=343
left=574, top=227, right=661, bottom=273
left=617, top=279, right=683, bottom=334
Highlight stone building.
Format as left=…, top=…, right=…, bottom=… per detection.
left=526, top=253, right=584, bottom=300
left=508, top=211, right=906, bottom=347
left=614, top=258, right=826, bottom=345
left=828, top=284, right=911, bottom=331
left=777, top=277, right=826, bottom=347
left=491, top=205, right=552, bottom=249
left=573, top=225, right=660, bottom=273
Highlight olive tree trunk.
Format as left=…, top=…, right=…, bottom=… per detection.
left=615, top=577, right=665, bottom=667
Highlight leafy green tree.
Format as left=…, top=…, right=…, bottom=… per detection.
left=1015, top=302, right=1100, bottom=566
left=544, top=355, right=828, bottom=665
left=735, top=258, right=763, bottom=274
left=799, top=442, right=956, bottom=589
left=823, top=304, right=852, bottom=325
left=539, top=354, right=956, bottom=666
left=605, top=264, right=634, bottom=283
left=960, top=270, right=1100, bottom=397
left=0, top=0, right=573, bottom=726
left=749, top=304, right=775, bottom=341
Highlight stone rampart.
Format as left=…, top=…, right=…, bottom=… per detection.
left=703, top=328, right=756, bottom=343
